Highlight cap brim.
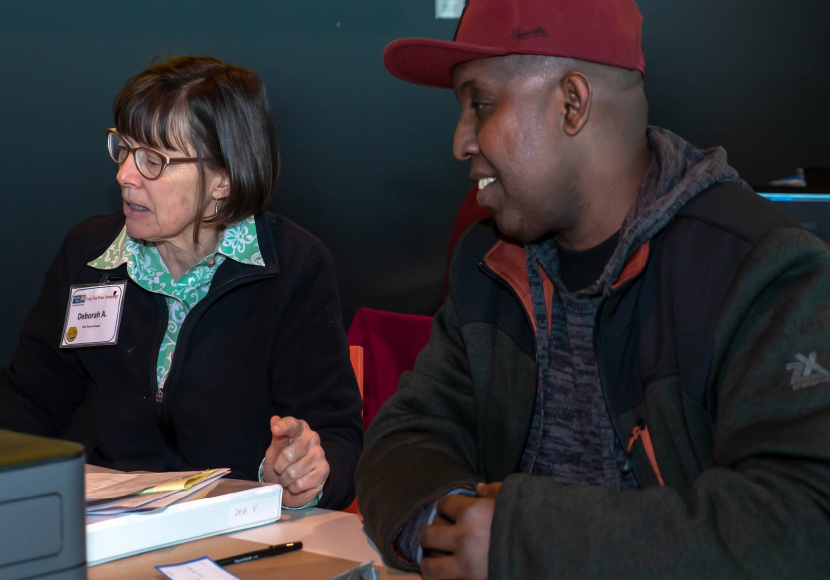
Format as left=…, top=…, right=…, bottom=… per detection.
left=383, top=38, right=511, bottom=89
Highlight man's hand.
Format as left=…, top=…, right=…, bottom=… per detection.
left=263, top=416, right=329, bottom=508
left=420, top=494, right=495, bottom=580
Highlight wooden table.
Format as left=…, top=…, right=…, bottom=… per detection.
left=90, top=508, right=418, bottom=579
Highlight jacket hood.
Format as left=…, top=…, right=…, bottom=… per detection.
left=598, top=126, right=750, bottom=295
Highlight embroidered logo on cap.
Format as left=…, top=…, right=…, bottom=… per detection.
left=787, top=352, right=830, bottom=390
left=511, top=26, right=548, bottom=41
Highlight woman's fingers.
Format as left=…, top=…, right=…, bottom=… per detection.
left=270, top=416, right=303, bottom=440
left=285, top=456, right=329, bottom=495
left=263, top=416, right=305, bottom=483
left=272, top=424, right=319, bottom=474
left=263, top=416, right=329, bottom=497
left=280, top=451, right=330, bottom=508
left=276, top=447, right=319, bottom=488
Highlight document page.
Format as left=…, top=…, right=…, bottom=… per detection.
left=85, top=469, right=229, bottom=501
left=86, top=471, right=201, bottom=500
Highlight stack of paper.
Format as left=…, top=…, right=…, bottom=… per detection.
left=85, top=469, right=230, bottom=516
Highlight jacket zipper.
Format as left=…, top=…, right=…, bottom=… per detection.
left=593, top=296, right=634, bottom=481
left=595, top=273, right=667, bottom=487
left=153, top=294, right=168, bottom=417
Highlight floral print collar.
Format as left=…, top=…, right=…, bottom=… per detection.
left=89, top=215, right=265, bottom=273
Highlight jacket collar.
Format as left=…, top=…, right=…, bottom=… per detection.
left=205, top=213, right=280, bottom=292
left=253, top=212, right=280, bottom=275
left=483, top=237, right=649, bottom=335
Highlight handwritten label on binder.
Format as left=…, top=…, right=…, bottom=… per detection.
left=228, top=500, right=262, bottom=526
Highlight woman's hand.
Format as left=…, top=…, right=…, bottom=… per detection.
left=263, top=416, right=330, bottom=507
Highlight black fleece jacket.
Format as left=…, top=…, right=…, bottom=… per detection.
left=0, top=211, right=363, bottom=510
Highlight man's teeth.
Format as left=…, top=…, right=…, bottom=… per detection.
left=478, top=177, right=497, bottom=191
left=130, top=204, right=148, bottom=211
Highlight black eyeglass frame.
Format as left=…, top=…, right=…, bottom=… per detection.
left=106, top=128, right=198, bottom=180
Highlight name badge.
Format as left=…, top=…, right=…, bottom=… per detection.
left=60, top=281, right=127, bottom=348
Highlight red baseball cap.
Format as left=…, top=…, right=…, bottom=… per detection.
left=384, top=0, right=645, bottom=89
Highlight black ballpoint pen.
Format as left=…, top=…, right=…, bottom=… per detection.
left=215, top=542, right=303, bottom=566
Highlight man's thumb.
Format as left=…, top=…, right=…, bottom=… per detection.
left=476, top=482, right=502, bottom=499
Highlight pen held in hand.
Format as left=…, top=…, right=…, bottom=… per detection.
left=215, top=541, right=303, bottom=566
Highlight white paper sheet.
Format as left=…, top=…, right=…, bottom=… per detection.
left=157, top=557, right=242, bottom=580
left=85, top=471, right=201, bottom=500
left=87, top=472, right=227, bottom=514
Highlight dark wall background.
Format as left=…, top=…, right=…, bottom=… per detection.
left=1, top=0, right=828, bottom=363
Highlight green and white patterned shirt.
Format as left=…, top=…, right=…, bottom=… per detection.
left=88, top=216, right=265, bottom=394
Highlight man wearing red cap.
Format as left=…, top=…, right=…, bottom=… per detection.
left=356, top=1, right=830, bottom=578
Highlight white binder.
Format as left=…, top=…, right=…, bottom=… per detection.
left=87, top=483, right=282, bottom=565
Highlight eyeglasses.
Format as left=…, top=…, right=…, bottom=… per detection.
left=106, top=129, right=198, bottom=180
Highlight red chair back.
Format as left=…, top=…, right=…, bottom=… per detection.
left=347, top=308, right=433, bottom=430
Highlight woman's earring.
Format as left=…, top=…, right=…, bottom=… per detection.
left=214, top=199, right=219, bottom=215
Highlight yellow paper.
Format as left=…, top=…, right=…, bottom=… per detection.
left=139, top=470, right=220, bottom=495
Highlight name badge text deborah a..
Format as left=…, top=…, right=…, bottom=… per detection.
left=61, top=282, right=127, bottom=348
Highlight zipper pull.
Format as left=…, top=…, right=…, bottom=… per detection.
left=626, top=418, right=665, bottom=486
left=627, top=419, right=646, bottom=453
left=156, top=389, right=164, bottom=403
left=624, top=419, right=645, bottom=473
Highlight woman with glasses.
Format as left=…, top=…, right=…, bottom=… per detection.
left=0, top=56, right=362, bottom=510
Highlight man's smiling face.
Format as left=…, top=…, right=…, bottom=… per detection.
left=452, top=56, right=581, bottom=244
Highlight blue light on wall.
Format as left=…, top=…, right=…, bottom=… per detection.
left=759, top=193, right=830, bottom=202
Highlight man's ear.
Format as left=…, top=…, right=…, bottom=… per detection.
left=560, top=71, right=592, bottom=136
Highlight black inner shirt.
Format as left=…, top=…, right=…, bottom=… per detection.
left=556, top=231, right=620, bottom=292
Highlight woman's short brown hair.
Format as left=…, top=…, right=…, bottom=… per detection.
left=113, top=55, right=279, bottom=240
